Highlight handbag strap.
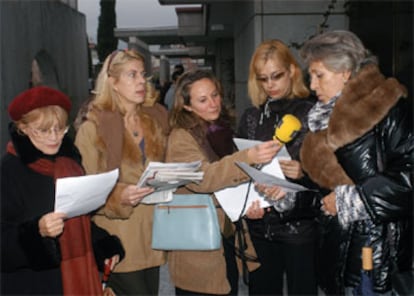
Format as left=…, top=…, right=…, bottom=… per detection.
left=222, top=180, right=259, bottom=285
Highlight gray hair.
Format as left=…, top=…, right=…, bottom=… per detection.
left=300, top=30, right=377, bottom=77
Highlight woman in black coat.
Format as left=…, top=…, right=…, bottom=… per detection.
left=237, top=39, right=319, bottom=296
left=1, top=86, right=124, bottom=295
left=299, top=30, right=413, bottom=295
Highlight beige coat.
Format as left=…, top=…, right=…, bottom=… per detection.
left=75, top=108, right=167, bottom=273
left=165, top=128, right=256, bottom=294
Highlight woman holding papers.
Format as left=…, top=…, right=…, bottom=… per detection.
left=166, top=69, right=280, bottom=295
left=1, top=86, right=124, bottom=295
left=299, top=30, right=412, bottom=295
left=75, top=49, right=167, bottom=295
left=237, top=39, right=319, bottom=295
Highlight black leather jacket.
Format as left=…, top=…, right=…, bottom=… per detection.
left=238, top=97, right=320, bottom=243
left=300, top=64, right=413, bottom=293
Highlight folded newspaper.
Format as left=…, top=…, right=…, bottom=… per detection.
left=138, top=161, right=204, bottom=204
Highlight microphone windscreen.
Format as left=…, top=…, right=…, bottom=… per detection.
left=273, top=114, right=302, bottom=144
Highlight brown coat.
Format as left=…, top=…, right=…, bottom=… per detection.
left=75, top=108, right=167, bottom=273
left=165, top=128, right=256, bottom=294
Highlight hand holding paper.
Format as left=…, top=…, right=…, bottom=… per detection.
left=215, top=155, right=285, bottom=221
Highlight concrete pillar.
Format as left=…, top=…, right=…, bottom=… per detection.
left=159, top=56, right=170, bottom=87
left=128, top=36, right=152, bottom=74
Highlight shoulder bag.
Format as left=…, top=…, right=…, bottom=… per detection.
left=152, top=194, right=221, bottom=251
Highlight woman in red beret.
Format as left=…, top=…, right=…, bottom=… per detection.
left=75, top=49, right=167, bottom=295
left=1, top=86, right=124, bottom=295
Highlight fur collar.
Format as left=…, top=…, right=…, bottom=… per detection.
left=301, top=64, right=407, bottom=189
left=327, top=64, right=407, bottom=150
left=8, top=122, right=81, bottom=165
left=87, top=107, right=165, bottom=171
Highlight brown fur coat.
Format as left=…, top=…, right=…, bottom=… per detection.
left=300, top=64, right=407, bottom=189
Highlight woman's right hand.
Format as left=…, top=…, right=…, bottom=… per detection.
left=38, top=212, right=67, bottom=238
left=120, top=185, right=154, bottom=207
left=247, top=140, right=281, bottom=165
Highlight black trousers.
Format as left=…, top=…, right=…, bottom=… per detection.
left=108, top=266, right=160, bottom=295
left=176, top=235, right=239, bottom=296
left=248, top=236, right=318, bottom=296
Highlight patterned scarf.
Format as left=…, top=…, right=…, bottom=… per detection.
left=308, top=95, right=340, bottom=132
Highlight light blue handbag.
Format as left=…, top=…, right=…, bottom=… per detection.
left=152, top=194, right=221, bottom=250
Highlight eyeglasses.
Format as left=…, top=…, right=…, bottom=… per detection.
left=256, top=71, right=287, bottom=84
left=29, top=126, right=69, bottom=139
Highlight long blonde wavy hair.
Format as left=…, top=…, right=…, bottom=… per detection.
left=91, top=49, right=159, bottom=114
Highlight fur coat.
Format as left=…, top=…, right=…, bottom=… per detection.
left=300, top=64, right=412, bottom=293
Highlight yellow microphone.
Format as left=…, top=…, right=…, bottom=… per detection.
left=273, top=114, right=302, bottom=144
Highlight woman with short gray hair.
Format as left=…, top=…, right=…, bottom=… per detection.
left=301, top=30, right=378, bottom=76
left=299, top=30, right=412, bottom=295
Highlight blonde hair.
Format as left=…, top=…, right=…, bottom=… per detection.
left=16, top=106, right=68, bottom=132
left=143, top=81, right=161, bottom=107
left=92, top=49, right=154, bottom=114
left=248, top=39, right=310, bottom=108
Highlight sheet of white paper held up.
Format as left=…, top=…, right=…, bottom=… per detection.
left=54, top=169, right=119, bottom=218
left=215, top=138, right=291, bottom=222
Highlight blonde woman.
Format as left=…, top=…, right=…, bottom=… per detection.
left=75, top=49, right=166, bottom=295
left=238, top=39, right=319, bottom=295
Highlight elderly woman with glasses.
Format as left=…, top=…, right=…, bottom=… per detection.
left=298, top=30, right=413, bottom=295
left=1, top=86, right=124, bottom=295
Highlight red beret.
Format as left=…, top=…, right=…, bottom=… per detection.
left=8, top=86, right=72, bottom=121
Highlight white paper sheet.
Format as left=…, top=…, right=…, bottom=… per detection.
left=233, top=137, right=291, bottom=160
left=236, top=162, right=310, bottom=192
left=55, top=169, right=119, bottom=218
left=215, top=157, right=285, bottom=222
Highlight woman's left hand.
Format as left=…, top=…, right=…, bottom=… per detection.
left=321, top=192, right=337, bottom=216
left=279, top=159, right=304, bottom=179
left=245, top=200, right=265, bottom=219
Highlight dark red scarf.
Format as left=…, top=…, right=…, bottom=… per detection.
left=7, top=142, right=103, bottom=295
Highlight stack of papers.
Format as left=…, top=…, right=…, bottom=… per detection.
left=138, top=161, right=204, bottom=204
